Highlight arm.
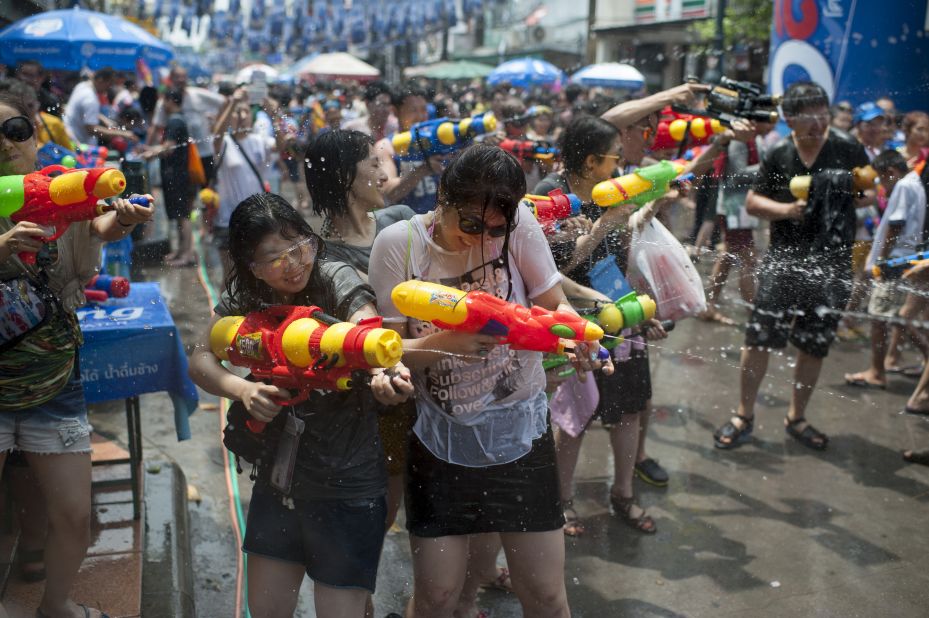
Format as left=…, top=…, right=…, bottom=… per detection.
left=601, top=83, right=709, bottom=130
left=377, top=139, right=442, bottom=204
left=91, top=194, right=155, bottom=242
left=188, top=313, right=289, bottom=423
left=745, top=190, right=804, bottom=221
left=211, top=89, right=245, bottom=155
left=880, top=223, right=904, bottom=261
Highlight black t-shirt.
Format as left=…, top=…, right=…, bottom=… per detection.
left=215, top=259, right=386, bottom=500
left=533, top=171, right=630, bottom=287
left=322, top=204, right=416, bottom=275
left=162, top=113, right=190, bottom=192
left=754, top=128, right=869, bottom=253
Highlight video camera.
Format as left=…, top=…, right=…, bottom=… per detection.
left=674, top=76, right=781, bottom=126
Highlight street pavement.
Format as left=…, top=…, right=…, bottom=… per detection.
left=88, top=214, right=929, bottom=618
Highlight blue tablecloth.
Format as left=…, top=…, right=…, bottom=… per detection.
left=77, top=282, right=199, bottom=441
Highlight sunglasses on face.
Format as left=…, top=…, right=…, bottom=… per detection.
left=454, top=206, right=515, bottom=238
left=251, top=236, right=319, bottom=273
left=0, top=116, right=34, bottom=142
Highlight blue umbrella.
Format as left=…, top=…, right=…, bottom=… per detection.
left=487, top=57, right=565, bottom=88
left=571, top=63, right=645, bottom=90
left=0, top=7, right=174, bottom=71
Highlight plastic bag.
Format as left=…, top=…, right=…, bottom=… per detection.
left=549, top=374, right=599, bottom=438
left=629, top=218, right=706, bottom=320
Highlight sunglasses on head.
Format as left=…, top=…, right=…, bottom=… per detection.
left=0, top=116, right=34, bottom=142
left=454, top=206, right=516, bottom=238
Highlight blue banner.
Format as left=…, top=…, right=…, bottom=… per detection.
left=769, top=0, right=929, bottom=109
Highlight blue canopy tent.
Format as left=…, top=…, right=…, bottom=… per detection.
left=487, top=57, right=565, bottom=89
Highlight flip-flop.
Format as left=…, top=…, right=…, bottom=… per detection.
left=886, top=364, right=920, bottom=374
left=844, top=377, right=887, bottom=390
left=903, top=406, right=929, bottom=416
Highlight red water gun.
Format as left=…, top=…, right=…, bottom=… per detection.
left=210, top=305, right=404, bottom=432
left=499, top=138, right=560, bottom=161
left=390, top=280, right=604, bottom=355
left=521, top=189, right=582, bottom=234
left=84, top=274, right=130, bottom=303
left=0, top=166, right=131, bottom=264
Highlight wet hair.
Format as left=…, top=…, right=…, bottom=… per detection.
left=564, top=84, right=584, bottom=105
left=164, top=88, right=184, bottom=107
left=903, top=111, right=929, bottom=137
left=225, top=193, right=325, bottom=314
left=781, top=81, right=830, bottom=118
left=437, top=144, right=526, bottom=300
left=558, top=115, right=619, bottom=174
left=872, top=150, right=908, bottom=175
left=0, top=79, right=37, bottom=117
left=363, top=80, right=393, bottom=103
left=392, top=85, right=427, bottom=109
left=304, top=129, right=376, bottom=220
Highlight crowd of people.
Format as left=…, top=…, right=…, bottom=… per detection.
left=1, top=59, right=928, bottom=618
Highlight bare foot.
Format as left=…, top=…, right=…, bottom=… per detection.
left=697, top=308, right=736, bottom=325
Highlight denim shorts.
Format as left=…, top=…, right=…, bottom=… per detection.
left=0, top=364, right=93, bottom=455
left=243, top=482, right=387, bottom=592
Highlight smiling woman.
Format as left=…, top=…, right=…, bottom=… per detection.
left=0, top=78, right=152, bottom=618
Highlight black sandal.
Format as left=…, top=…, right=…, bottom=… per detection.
left=785, top=417, right=828, bottom=450
left=610, top=493, right=657, bottom=534
left=713, top=416, right=754, bottom=449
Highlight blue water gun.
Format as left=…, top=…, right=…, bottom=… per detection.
left=873, top=250, right=929, bottom=280
left=391, top=112, right=497, bottom=162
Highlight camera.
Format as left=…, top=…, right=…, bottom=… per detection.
left=705, top=77, right=781, bottom=124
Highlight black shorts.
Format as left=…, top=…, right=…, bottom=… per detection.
left=163, top=185, right=194, bottom=220
left=242, top=483, right=387, bottom=592
left=745, top=259, right=850, bottom=359
left=405, top=425, right=564, bottom=537
left=594, top=346, right=651, bottom=424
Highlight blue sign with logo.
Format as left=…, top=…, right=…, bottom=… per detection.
left=768, top=0, right=929, bottom=109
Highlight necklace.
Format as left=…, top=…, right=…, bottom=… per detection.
left=322, top=212, right=374, bottom=243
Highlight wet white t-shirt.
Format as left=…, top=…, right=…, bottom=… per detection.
left=369, top=203, right=562, bottom=466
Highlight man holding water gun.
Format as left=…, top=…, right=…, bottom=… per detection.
left=844, top=151, right=929, bottom=390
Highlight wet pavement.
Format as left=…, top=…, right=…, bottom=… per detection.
left=87, top=204, right=929, bottom=617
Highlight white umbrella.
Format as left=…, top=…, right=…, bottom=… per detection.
left=297, top=52, right=380, bottom=81
left=571, top=63, right=645, bottom=90
left=235, top=63, right=279, bottom=84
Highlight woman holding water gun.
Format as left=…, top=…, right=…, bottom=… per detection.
left=187, top=193, right=413, bottom=618
left=534, top=114, right=671, bottom=536
left=303, top=128, right=416, bottom=532
left=369, top=144, right=610, bottom=618
left=0, top=83, right=152, bottom=618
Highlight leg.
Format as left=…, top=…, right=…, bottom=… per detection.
left=246, top=555, right=305, bottom=618
left=406, top=534, right=470, bottom=618
left=314, top=581, right=368, bottom=618
left=844, top=321, right=889, bottom=387
left=553, top=426, right=585, bottom=535
left=455, top=534, right=505, bottom=618
left=783, top=350, right=827, bottom=448
left=906, top=354, right=929, bottom=411
left=9, top=458, right=48, bottom=580
left=499, top=530, right=569, bottom=618
left=553, top=427, right=584, bottom=504
left=699, top=253, right=736, bottom=324
left=24, top=452, right=98, bottom=618
left=385, top=473, right=404, bottom=530
left=608, top=414, right=655, bottom=532
left=739, top=346, right=770, bottom=420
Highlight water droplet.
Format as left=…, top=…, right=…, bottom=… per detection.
left=770, top=581, right=781, bottom=588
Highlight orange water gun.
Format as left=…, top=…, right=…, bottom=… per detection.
left=789, top=165, right=878, bottom=200
left=210, top=305, right=404, bottom=432
left=391, top=280, right=604, bottom=355
left=0, top=165, right=129, bottom=264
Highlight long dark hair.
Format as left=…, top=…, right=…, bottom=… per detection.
left=305, top=129, right=376, bottom=220
left=225, top=193, right=324, bottom=314
left=558, top=115, right=619, bottom=175
left=438, top=143, right=525, bottom=299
